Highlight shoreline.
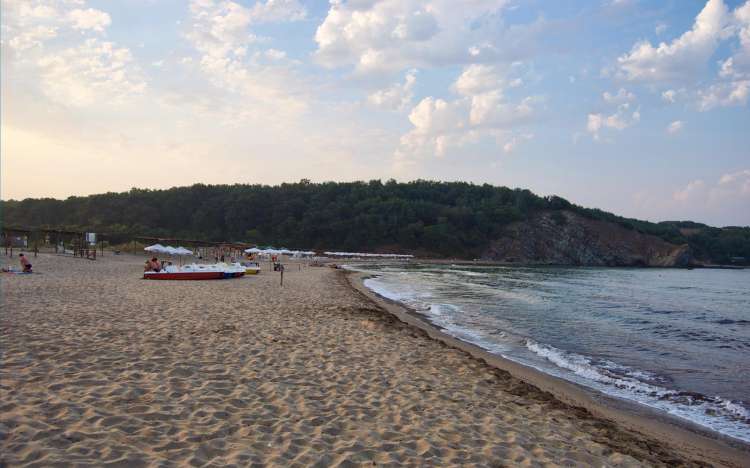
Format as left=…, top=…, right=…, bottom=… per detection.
left=344, top=269, right=750, bottom=467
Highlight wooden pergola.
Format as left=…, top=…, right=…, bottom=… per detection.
left=2, top=227, right=107, bottom=260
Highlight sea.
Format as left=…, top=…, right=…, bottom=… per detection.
left=346, top=262, right=750, bottom=443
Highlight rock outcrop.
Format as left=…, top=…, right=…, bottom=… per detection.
left=482, top=210, right=693, bottom=267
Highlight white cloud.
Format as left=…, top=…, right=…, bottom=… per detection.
left=314, top=0, right=535, bottom=75
left=673, top=179, right=706, bottom=201
left=68, top=8, right=111, bottom=33
left=673, top=171, right=750, bottom=204
left=395, top=63, right=539, bottom=164
left=698, top=79, right=750, bottom=109
left=602, top=88, right=635, bottom=104
left=185, top=0, right=309, bottom=117
left=586, top=103, right=640, bottom=139
left=368, top=69, right=417, bottom=111
left=666, top=120, right=684, bottom=134
left=7, top=25, right=58, bottom=51
left=719, top=169, right=750, bottom=187
left=502, top=132, right=533, bottom=153
left=661, top=89, right=677, bottom=102
left=617, top=0, right=731, bottom=82
left=249, top=0, right=306, bottom=23
left=655, top=22, right=668, bottom=35
left=37, top=38, right=146, bottom=107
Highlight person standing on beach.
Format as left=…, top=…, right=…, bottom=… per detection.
left=19, top=253, right=32, bottom=273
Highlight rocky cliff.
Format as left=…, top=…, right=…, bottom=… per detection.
left=482, top=210, right=693, bottom=267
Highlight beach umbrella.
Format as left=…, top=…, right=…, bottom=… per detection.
left=144, top=243, right=165, bottom=252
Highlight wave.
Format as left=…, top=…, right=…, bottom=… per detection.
left=357, top=267, right=750, bottom=443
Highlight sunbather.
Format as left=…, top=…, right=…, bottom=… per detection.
left=19, top=254, right=32, bottom=273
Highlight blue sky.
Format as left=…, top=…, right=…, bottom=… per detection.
left=2, top=0, right=749, bottom=226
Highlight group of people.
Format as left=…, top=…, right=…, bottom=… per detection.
left=2, top=253, right=33, bottom=273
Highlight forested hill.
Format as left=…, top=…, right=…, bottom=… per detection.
left=2, top=180, right=749, bottom=264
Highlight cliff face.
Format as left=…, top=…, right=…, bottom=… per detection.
left=482, top=211, right=693, bottom=267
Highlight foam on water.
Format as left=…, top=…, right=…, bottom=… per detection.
left=354, top=264, right=750, bottom=444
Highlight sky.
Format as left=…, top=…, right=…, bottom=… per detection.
left=1, top=0, right=749, bottom=227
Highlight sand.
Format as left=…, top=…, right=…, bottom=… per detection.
left=0, top=253, right=743, bottom=466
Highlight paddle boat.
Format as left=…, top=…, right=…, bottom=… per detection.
left=143, top=263, right=246, bottom=280
left=242, top=261, right=261, bottom=275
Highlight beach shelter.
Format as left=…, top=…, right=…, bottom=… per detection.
left=144, top=243, right=166, bottom=253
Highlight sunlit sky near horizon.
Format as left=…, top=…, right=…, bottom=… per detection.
left=2, top=0, right=749, bottom=226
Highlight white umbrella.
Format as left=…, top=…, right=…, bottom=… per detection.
left=175, top=246, right=193, bottom=255
left=144, top=243, right=165, bottom=252
left=245, top=247, right=262, bottom=253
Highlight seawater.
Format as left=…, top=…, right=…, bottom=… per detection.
left=348, top=262, right=750, bottom=443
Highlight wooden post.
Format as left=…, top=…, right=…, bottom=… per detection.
left=132, top=240, right=136, bottom=255
left=280, top=268, right=284, bottom=287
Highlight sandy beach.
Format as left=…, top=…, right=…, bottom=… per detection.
left=1, top=253, right=746, bottom=467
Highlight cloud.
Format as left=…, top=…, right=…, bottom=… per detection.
left=249, top=0, right=306, bottom=23
left=617, top=0, right=731, bottom=82
left=661, top=89, right=677, bottom=103
left=602, top=88, right=635, bottom=104
left=368, top=69, right=418, bottom=111
left=586, top=103, right=640, bottom=139
left=395, top=63, right=539, bottom=165
left=7, top=25, right=58, bottom=51
left=666, top=120, right=684, bottom=134
left=673, top=171, right=750, bottom=205
left=37, top=38, right=146, bottom=107
left=718, top=169, right=750, bottom=194
left=313, top=0, right=542, bottom=76
left=502, top=132, right=533, bottom=153
left=185, top=0, right=310, bottom=118
left=698, top=79, right=750, bottom=109
left=68, top=8, right=111, bottom=33
left=673, top=179, right=706, bottom=201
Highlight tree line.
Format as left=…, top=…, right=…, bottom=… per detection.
left=2, top=180, right=748, bottom=263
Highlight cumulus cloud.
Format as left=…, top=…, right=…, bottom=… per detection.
left=7, top=25, right=58, bottom=51
left=185, top=0, right=309, bottom=117
left=368, top=69, right=417, bottom=111
left=37, top=38, right=146, bottom=107
left=602, top=88, right=635, bottom=104
left=666, top=120, right=684, bottom=134
left=693, top=1, right=750, bottom=110
left=249, top=0, right=306, bottom=23
left=586, top=103, right=640, bottom=139
left=68, top=8, right=111, bottom=32
left=673, top=171, right=750, bottom=204
left=395, top=63, right=539, bottom=165
left=698, top=79, right=750, bottom=109
left=661, top=89, right=677, bottom=103
left=617, top=0, right=731, bottom=82
left=673, top=179, right=706, bottom=201
left=313, top=0, right=541, bottom=76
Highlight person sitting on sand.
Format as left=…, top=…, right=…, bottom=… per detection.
left=148, top=257, right=161, bottom=272
left=19, top=253, right=32, bottom=273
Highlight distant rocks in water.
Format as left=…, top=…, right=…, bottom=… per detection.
left=483, top=210, right=694, bottom=267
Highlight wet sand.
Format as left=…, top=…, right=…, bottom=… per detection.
left=1, top=253, right=746, bottom=466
